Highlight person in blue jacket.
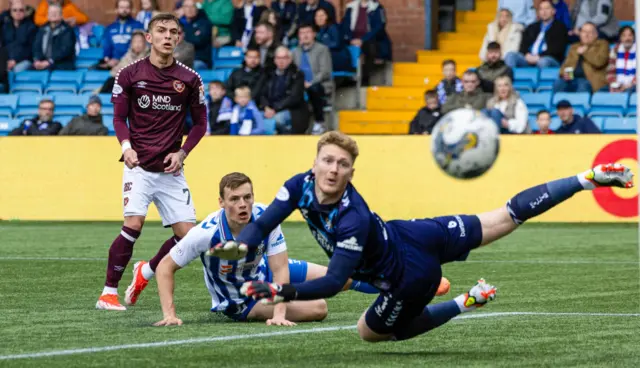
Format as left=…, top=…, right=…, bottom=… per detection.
left=180, top=0, right=212, bottom=69
left=98, top=0, right=144, bottom=71
left=314, top=7, right=353, bottom=72
left=552, top=0, right=571, bottom=30
left=340, top=0, right=392, bottom=85
left=230, top=86, right=264, bottom=135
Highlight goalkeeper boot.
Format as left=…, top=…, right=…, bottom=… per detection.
left=96, top=293, right=126, bottom=311
left=582, top=163, right=634, bottom=189
left=124, top=261, right=149, bottom=306
left=461, top=278, right=497, bottom=309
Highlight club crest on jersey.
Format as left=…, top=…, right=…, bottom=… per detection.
left=173, top=80, right=185, bottom=93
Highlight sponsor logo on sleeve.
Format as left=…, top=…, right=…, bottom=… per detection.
left=272, top=233, right=285, bottom=247
left=336, top=236, right=363, bottom=252
left=199, top=85, right=205, bottom=105
left=275, top=186, right=290, bottom=202
left=112, top=84, right=123, bottom=95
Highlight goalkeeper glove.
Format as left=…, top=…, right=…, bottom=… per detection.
left=205, top=241, right=248, bottom=260
left=240, top=281, right=297, bottom=305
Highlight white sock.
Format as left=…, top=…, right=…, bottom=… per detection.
left=102, top=286, right=118, bottom=296
left=454, top=293, right=476, bottom=313
left=576, top=172, right=596, bottom=190
left=141, top=262, right=155, bottom=280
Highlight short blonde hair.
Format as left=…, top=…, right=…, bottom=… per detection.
left=235, top=86, right=251, bottom=97
left=317, top=131, right=359, bottom=163
left=493, top=75, right=514, bottom=99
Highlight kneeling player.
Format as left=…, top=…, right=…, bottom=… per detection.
left=152, top=172, right=379, bottom=326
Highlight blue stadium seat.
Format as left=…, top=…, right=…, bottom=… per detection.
left=54, top=95, right=89, bottom=114
left=102, top=114, right=114, bottom=133
left=588, top=92, right=628, bottom=117
left=0, top=95, right=18, bottom=117
left=513, top=68, right=539, bottom=92
left=602, top=117, right=637, bottom=133
left=213, top=46, right=244, bottom=70
left=90, top=24, right=105, bottom=48
left=46, top=70, right=84, bottom=93
left=11, top=71, right=49, bottom=94
left=263, top=118, right=276, bottom=135
left=84, top=70, right=111, bottom=83
left=628, top=92, right=637, bottom=116
left=16, top=94, right=55, bottom=118
left=80, top=84, right=103, bottom=95
left=550, top=116, right=562, bottom=131
left=56, top=115, right=76, bottom=126
left=0, top=118, right=21, bottom=135
left=591, top=116, right=606, bottom=131
left=521, top=91, right=552, bottom=113
left=619, top=20, right=634, bottom=28
left=216, top=46, right=243, bottom=59
left=552, top=92, right=591, bottom=114
left=77, top=48, right=103, bottom=69
left=537, top=67, right=560, bottom=91
left=199, top=70, right=229, bottom=84
left=332, top=46, right=362, bottom=107
left=101, top=106, right=114, bottom=115
left=97, top=93, right=114, bottom=106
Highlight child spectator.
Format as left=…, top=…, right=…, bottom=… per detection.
left=436, top=59, right=463, bottom=105
left=135, top=0, right=160, bottom=30
left=207, top=80, right=234, bottom=135
left=607, top=26, right=636, bottom=93
left=409, top=89, right=441, bottom=135
left=231, top=86, right=264, bottom=135
left=534, top=110, right=554, bottom=134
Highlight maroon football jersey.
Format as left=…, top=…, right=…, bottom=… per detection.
left=112, top=57, right=207, bottom=172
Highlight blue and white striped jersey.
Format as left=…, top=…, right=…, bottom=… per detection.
left=168, top=203, right=287, bottom=312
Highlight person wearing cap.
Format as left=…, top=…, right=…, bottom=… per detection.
left=477, top=42, right=514, bottom=93
left=58, top=96, right=108, bottom=136
left=554, top=99, right=600, bottom=134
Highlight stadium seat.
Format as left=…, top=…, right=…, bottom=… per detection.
left=552, top=92, right=591, bottom=114
left=263, top=118, right=276, bottom=135
left=0, top=118, right=21, bottom=135
left=16, top=94, right=55, bottom=117
left=213, top=46, right=244, bottom=70
left=54, top=95, right=89, bottom=114
left=56, top=115, right=75, bottom=126
left=80, top=84, right=103, bottom=95
left=97, top=93, right=114, bottom=107
left=602, top=117, right=637, bottom=133
left=90, top=24, right=105, bottom=48
left=46, top=70, right=84, bottom=93
left=0, top=95, right=18, bottom=117
left=77, top=48, right=103, bottom=69
left=537, top=67, right=560, bottom=91
left=11, top=71, right=49, bottom=94
left=628, top=92, right=637, bottom=116
left=332, top=46, right=362, bottom=107
left=199, top=70, right=229, bottom=84
left=84, top=70, right=111, bottom=83
left=591, top=116, right=606, bottom=131
left=102, top=114, right=114, bottom=133
left=521, top=91, right=552, bottom=114
left=550, top=116, right=562, bottom=131
left=513, top=68, right=539, bottom=92
left=588, top=92, right=628, bottom=117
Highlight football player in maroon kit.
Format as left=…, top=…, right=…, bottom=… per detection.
left=96, top=13, right=207, bottom=311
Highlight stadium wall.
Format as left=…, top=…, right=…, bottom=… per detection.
left=0, top=136, right=636, bottom=223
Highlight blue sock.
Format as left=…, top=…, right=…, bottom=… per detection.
left=349, top=281, right=379, bottom=294
left=394, top=300, right=461, bottom=341
left=506, top=176, right=584, bottom=224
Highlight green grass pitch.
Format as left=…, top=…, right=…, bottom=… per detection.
left=0, top=222, right=639, bottom=367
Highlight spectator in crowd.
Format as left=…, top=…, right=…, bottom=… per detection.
left=181, top=0, right=213, bottom=69
left=570, top=0, right=619, bottom=42
left=554, top=100, right=601, bottom=133
left=135, top=0, right=160, bottom=30
left=554, top=22, right=608, bottom=93
left=315, top=7, right=352, bottom=73
left=34, top=0, right=87, bottom=27
left=0, top=47, right=9, bottom=93
left=98, top=0, right=144, bottom=71
left=174, top=22, right=195, bottom=68
left=497, top=0, right=535, bottom=26
left=59, top=96, right=108, bottom=136
left=477, top=42, right=514, bottom=93
left=231, top=0, right=267, bottom=50
left=341, top=0, right=392, bottom=86
left=251, top=22, right=279, bottom=72
left=226, top=46, right=266, bottom=100
left=201, top=0, right=234, bottom=47
left=552, top=0, right=571, bottom=30
left=293, top=23, right=332, bottom=135
left=504, top=0, right=568, bottom=69
left=3, top=0, right=37, bottom=73
left=436, top=59, right=462, bottom=105
left=32, top=4, right=76, bottom=70
left=0, top=0, right=35, bottom=25
left=607, top=26, right=636, bottom=93
left=259, top=9, right=284, bottom=43
left=207, top=80, right=234, bottom=135
left=483, top=75, right=528, bottom=134
left=230, top=86, right=264, bottom=135
left=261, top=46, right=309, bottom=134
left=479, top=8, right=523, bottom=62
left=100, top=30, right=148, bottom=93
left=9, top=99, right=61, bottom=135
left=409, top=89, right=441, bottom=135
left=298, top=0, right=335, bottom=25
left=534, top=109, right=554, bottom=134
left=442, top=70, right=489, bottom=114
left=271, top=0, right=297, bottom=42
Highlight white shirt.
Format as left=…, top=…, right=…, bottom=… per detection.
left=493, top=98, right=528, bottom=133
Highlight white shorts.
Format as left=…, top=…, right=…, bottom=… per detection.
left=122, top=166, right=196, bottom=227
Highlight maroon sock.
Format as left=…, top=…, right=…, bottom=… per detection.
left=105, top=226, right=141, bottom=288
left=149, top=235, right=182, bottom=272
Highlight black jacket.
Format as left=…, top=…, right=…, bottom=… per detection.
left=519, top=19, right=568, bottom=63
left=33, top=22, right=76, bottom=70
left=182, top=11, right=212, bottom=66
left=3, top=19, right=37, bottom=62
left=249, top=39, right=280, bottom=73
left=261, top=64, right=309, bottom=134
left=477, top=60, right=514, bottom=93
left=409, top=107, right=441, bottom=134
left=9, top=116, right=62, bottom=136
left=226, top=64, right=266, bottom=100
left=230, top=5, right=267, bottom=43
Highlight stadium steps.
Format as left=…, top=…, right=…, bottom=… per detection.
left=338, top=0, right=495, bottom=133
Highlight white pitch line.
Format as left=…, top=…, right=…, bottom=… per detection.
left=0, top=312, right=638, bottom=361
left=0, top=256, right=637, bottom=265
